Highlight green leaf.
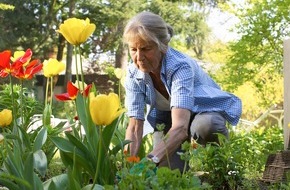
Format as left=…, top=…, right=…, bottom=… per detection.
left=33, top=150, right=47, bottom=177
left=67, top=166, right=82, bottom=190
left=82, top=184, right=105, bottom=190
left=54, top=142, right=95, bottom=176
left=0, top=177, right=20, bottom=190
left=18, top=126, right=32, bottom=151
left=59, top=151, right=73, bottom=167
left=50, top=136, right=76, bottom=153
left=102, top=117, right=119, bottom=150
left=33, top=127, right=47, bottom=152
left=0, top=173, right=30, bottom=190
left=5, top=134, right=20, bottom=141
left=43, top=174, right=68, bottom=190
left=33, top=173, right=44, bottom=190
left=4, top=141, right=22, bottom=178
left=76, top=94, right=88, bottom=130
left=42, top=104, right=52, bottom=127
left=23, top=152, right=34, bottom=189
left=50, top=136, right=90, bottom=167
left=70, top=149, right=83, bottom=190
left=65, top=133, right=91, bottom=158
left=111, top=140, right=131, bottom=155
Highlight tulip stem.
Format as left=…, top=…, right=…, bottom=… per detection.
left=45, top=77, right=50, bottom=107
left=74, top=46, right=80, bottom=88
left=20, top=80, right=24, bottom=127
left=50, top=76, right=54, bottom=110
left=92, top=126, right=102, bottom=189
left=77, top=46, right=85, bottom=91
left=9, top=74, right=17, bottom=131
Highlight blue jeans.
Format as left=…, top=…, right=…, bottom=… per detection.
left=152, top=110, right=228, bottom=171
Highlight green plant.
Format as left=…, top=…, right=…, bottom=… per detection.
left=0, top=127, right=48, bottom=190
left=114, top=158, right=206, bottom=190
left=192, top=135, right=244, bottom=189
left=0, top=84, right=43, bottom=130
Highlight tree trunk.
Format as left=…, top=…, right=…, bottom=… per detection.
left=115, top=43, right=128, bottom=69
left=64, top=44, right=73, bottom=88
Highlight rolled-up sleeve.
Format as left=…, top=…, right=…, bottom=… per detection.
left=170, top=63, right=195, bottom=112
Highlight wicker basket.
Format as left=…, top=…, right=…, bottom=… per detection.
left=261, top=150, right=290, bottom=183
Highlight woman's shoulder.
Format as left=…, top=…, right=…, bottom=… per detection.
left=164, top=47, right=198, bottom=70
left=166, top=48, right=197, bottom=63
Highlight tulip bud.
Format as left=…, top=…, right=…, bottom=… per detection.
left=42, top=105, right=52, bottom=127
left=0, top=109, right=12, bottom=127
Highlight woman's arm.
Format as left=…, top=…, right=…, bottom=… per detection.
left=149, top=107, right=191, bottom=162
left=125, top=117, right=144, bottom=156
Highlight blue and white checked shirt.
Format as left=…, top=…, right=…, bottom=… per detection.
left=125, top=47, right=242, bottom=126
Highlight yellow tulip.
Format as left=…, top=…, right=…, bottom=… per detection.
left=0, top=109, right=12, bottom=127
left=57, top=18, right=96, bottom=45
left=114, top=68, right=126, bottom=87
left=114, top=68, right=126, bottom=79
left=11, top=50, right=25, bottom=62
left=89, top=93, right=125, bottom=126
left=43, top=58, right=66, bottom=77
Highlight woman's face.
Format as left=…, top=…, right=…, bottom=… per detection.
left=128, top=39, right=162, bottom=73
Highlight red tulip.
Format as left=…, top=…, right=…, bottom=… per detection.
left=0, top=49, right=37, bottom=78
left=0, top=50, right=11, bottom=70
left=55, top=81, right=92, bottom=101
left=13, top=59, right=43, bottom=79
left=0, top=50, right=12, bottom=78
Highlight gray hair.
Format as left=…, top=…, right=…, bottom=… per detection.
left=123, top=11, right=173, bottom=53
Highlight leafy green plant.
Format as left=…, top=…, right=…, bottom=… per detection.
left=0, top=127, right=48, bottom=190
left=0, top=84, right=43, bottom=130
left=191, top=135, right=244, bottom=189
left=48, top=92, right=130, bottom=188
left=188, top=125, right=285, bottom=189
left=113, top=158, right=206, bottom=190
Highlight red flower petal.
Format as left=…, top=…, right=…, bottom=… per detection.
left=83, top=84, right=92, bottom=97
left=55, top=93, right=73, bottom=101
left=67, top=81, right=79, bottom=99
left=0, top=50, right=11, bottom=69
left=15, top=49, right=33, bottom=64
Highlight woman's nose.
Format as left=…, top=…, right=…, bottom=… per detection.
left=136, top=50, right=144, bottom=61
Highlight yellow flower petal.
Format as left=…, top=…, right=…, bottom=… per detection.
left=114, top=68, right=125, bottom=79
left=57, top=17, right=96, bottom=45
left=0, top=109, right=12, bottom=127
left=89, top=93, right=125, bottom=126
left=11, top=51, right=25, bottom=62
left=43, top=58, right=65, bottom=77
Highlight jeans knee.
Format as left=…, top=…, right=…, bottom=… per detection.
left=190, top=112, right=227, bottom=144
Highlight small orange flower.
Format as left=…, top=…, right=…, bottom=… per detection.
left=126, top=156, right=140, bottom=163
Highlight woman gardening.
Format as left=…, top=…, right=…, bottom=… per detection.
left=123, top=11, right=242, bottom=172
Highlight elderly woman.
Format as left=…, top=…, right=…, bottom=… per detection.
left=123, top=11, right=242, bottom=171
